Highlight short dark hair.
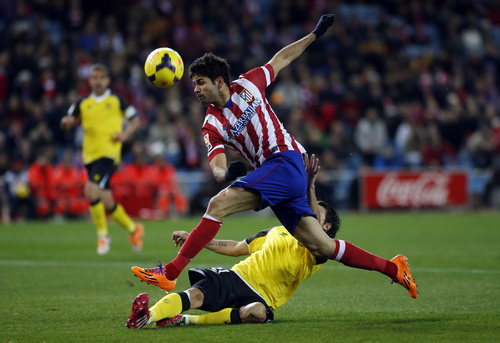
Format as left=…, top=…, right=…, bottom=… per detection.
left=188, top=52, right=230, bottom=86
left=89, top=63, right=109, bottom=76
left=318, top=200, right=341, bottom=238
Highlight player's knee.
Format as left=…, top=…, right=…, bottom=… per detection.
left=206, top=189, right=232, bottom=218
left=206, top=194, right=222, bottom=212
left=239, top=303, right=267, bottom=323
left=84, top=182, right=100, bottom=200
left=185, top=288, right=204, bottom=309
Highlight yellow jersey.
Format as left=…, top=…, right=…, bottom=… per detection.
left=67, top=89, right=137, bottom=164
left=231, top=226, right=327, bottom=310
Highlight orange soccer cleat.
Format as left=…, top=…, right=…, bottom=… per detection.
left=131, top=264, right=177, bottom=292
left=129, top=223, right=145, bottom=253
left=390, top=254, right=418, bottom=298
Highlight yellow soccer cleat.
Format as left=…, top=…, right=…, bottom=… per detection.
left=131, top=264, right=177, bottom=292
left=390, top=254, right=418, bottom=299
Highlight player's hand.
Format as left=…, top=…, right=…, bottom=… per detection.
left=304, top=153, right=320, bottom=185
left=113, top=132, right=126, bottom=143
left=224, top=161, right=247, bottom=181
left=172, top=230, right=189, bottom=247
left=312, top=14, right=335, bottom=39
left=60, top=116, right=76, bottom=130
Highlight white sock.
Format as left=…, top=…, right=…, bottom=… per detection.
left=147, top=309, right=155, bottom=325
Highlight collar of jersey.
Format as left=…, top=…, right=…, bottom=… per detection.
left=91, top=89, right=111, bottom=102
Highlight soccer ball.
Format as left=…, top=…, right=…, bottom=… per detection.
left=144, top=48, right=184, bottom=88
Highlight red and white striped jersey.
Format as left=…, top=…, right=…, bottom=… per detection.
left=202, top=64, right=306, bottom=168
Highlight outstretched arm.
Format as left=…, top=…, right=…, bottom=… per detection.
left=267, top=14, right=335, bottom=76
left=172, top=230, right=250, bottom=256
left=304, top=153, right=321, bottom=217
left=267, top=34, right=316, bottom=77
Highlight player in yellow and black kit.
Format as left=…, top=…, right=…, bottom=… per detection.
left=126, top=199, right=339, bottom=328
left=126, top=154, right=341, bottom=328
left=61, top=63, right=144, bottom=255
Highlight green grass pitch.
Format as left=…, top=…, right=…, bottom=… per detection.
left=1, top=211, right=499, bottom=342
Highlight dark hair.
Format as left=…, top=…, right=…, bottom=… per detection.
left=318, top=200, right=341, bottom=238
left=89, top=63, right=109, bottom=76
left=188, top=52, right=230, bottom=86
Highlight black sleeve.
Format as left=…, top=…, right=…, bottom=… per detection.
left=245, top=228, right=271, bottom=245
left=116, top=94, right=130, bottom=111
left=68, top=98, right=84, bottom=119
left=116, top=94, right=138, bottom=120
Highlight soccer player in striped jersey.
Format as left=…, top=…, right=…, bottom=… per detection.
left=61, top=63, right=144, bottom=255
left=126, top=155, right=412, bottom=328
left=132, top=14, right=417, bottom=299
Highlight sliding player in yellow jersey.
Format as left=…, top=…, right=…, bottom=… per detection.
left=127, top=200, right=339, bottom=328
left=61, top=64, right=144, bottom=255
left=126, top=155, right=416, bottom=328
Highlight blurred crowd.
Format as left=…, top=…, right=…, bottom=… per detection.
left=1, top=0, right=500, bottom=221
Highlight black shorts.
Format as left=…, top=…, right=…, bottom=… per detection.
left=188, top=268, right=274, bottom=322
left=85, top=158, right=117, bottom=189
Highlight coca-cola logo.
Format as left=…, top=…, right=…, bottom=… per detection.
left=376, top=172, right=450, bottom=207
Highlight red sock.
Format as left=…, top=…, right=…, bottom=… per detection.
left=164, top=216, right=223, bottom=280
left=331, top=240, right=397, bottom=279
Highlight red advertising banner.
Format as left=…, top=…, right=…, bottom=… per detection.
left=361, top=171, right=468, bottom=209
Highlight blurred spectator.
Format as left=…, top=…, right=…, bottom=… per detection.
left=0, top=151, right=9, bottom=223
left=114, top=143, right=156, bottom=218
left=148, top=112, right=181, bottom=167
left=421, top=123, right=456, bottom=168
left=52, top=149, right=88, bottom=220
left=394, top=104, right=425, bottom=168
left=177, top=122, right=202, bottom=170
left=27, top=150, right=55, bottom=218
left=467, top=124, right=495, bottom=170
left=373, top=143, right=404, bottom=170
left=354, top=107, right=388, bottom=167
left=147, top=153, right=188, bottom=218
left=270, top=68, right=303, bottom=114
left=26, top=103, right=55, bottom=154
left=0, top=51, right=8, bottom=102
left=4, top=160, right=34, bottom=221
left=326, top=120, right=358, bottom=170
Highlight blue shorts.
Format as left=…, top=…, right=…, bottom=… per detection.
left=232, top=150, right=316, bottom=234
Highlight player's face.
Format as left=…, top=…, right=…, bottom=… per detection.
left=89, top=70, right=110, bottom=95
left=192, top=75, right=221, bottom=106
left=318, top=205, right=330, bottom=233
